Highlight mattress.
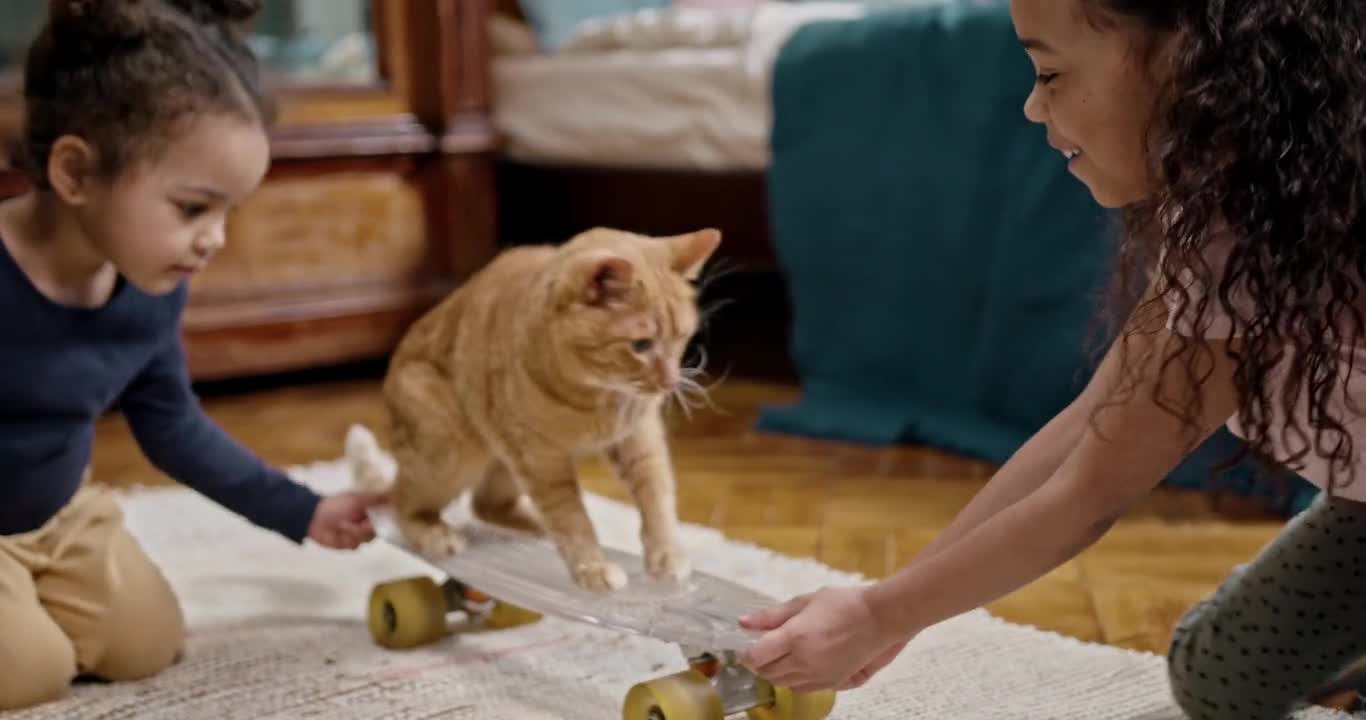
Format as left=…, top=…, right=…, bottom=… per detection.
left=491, top=46, right=771, bottom=171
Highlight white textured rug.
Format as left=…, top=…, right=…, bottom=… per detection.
left=9, top=457, right=1349, bottom=719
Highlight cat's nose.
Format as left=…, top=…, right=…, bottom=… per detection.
left=655, top=362, right=679, bottom=393
left=646, top=376, right=677, bottom=394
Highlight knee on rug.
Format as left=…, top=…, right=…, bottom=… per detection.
left=1167, top=605, right=1287, bottom=720
left=87, top=623, right=184, bottom=682
left=0, top=623, right=77, bottom=711
left=83, top=588, right=186, bottom=682
left=44, top=517, right=189, bottom=682
left=1168, top=657, right=1273, bottom=720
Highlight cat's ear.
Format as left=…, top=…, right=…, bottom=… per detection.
left=667, top=228, right=722, bottom=280
left=564, top=250, right=634, bottom=306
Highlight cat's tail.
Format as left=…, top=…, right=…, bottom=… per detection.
left=345, top=423, right=395, bottom=495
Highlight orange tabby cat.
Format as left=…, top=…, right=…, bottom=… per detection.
left=369, top=226, right=721, bottom=591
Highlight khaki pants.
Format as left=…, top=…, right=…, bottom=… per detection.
left=0, top=481, right=185, bottom=710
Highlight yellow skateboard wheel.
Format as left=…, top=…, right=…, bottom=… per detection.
left=622, top=668, right=724, bottom=720
left=368, top=576, right=449, bottom=649
left=746, top=686, right=836, bottom=720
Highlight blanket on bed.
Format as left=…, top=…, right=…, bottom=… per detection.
left=555, top=1, right=881, bottom=92
left=756, top=1, right=1315, bottom=513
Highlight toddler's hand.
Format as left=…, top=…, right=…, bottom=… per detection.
left=308, top=491, right=387, bottom=549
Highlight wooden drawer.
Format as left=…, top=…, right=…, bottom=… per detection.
left=192, top=167, right=431, bottom=302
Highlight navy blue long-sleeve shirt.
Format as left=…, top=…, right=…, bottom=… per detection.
left=0, top=236, right=321, bottom=541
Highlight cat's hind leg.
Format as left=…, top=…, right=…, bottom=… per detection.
left=472, top=462, right=544, bottom=535
left=384, top=361, right=487, bottom=558
left=391, top=447, right=482, bottom=557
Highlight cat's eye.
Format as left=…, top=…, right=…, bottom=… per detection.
left=631, top=338, right=655, bottom=353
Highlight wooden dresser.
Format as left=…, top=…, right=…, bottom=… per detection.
left=0, top=0, right=499, bottom=381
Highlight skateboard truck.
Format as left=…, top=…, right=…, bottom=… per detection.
left=621, top=646, right=834, bottom=720
left=368, top=575, right=544, bottom=648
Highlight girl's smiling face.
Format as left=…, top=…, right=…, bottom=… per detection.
left=1011, top=0, right=1177, bottom=208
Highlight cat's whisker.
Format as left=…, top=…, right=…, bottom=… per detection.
left=668, top=385, right=695, bottom=421
left=654, top=376, right=719, bottom=421
left=676, top=376, right=708, bottom=404
left=697, top=298, right=735, bottom=334
left=672, top=374, right=721, bottom=417
left=680, top=366, right=709, bottom=381
left=694, top=256, right=742, bottom=297
left=682, top=343, right=710, bottom=376
left=691, top=259, right=740, bottom=337
left=669, top=344, right=732, bottom=417
left=674, top=389, right=702, bottom=415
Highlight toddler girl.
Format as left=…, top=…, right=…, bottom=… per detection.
left=0, top=0, right=384, bottom=709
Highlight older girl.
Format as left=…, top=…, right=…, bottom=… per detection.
left=740, top=2, right=1366, bottom=718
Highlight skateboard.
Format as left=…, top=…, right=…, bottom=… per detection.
left=364, top=505, right=837, bottom=720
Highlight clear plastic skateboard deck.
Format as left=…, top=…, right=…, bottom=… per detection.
left=363, top=506, right=837, bottom=720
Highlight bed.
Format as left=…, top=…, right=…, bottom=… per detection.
left=494, top=46, right=768, bottom=170
left=485, top=0, right=870, bottom=268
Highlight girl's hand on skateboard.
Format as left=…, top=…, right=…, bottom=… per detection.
left=308, top=491, right=387, bottom=549
left=737, top=585, right=910, bottom=692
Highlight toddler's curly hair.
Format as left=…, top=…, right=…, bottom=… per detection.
left=12, top=0, right=273, bottom=188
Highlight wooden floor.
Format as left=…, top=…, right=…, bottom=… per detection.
left=90, top=369, right=1287, bottom=657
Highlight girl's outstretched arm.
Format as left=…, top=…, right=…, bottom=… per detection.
left=907, top=307, right=1130, bottom=563
left=911, top=285, right=1183, bottom=563
left=740, top=299, right=1243, bottom=692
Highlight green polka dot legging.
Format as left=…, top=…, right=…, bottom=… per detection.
left=1168, top=492, right=1366, bottom=719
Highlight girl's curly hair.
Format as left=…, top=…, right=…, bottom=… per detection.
left=1090, top=0, right=1366, bottom=495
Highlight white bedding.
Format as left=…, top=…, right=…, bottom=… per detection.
left=493, top=47, right=768, bottom=169
left=490, top=2, right=869, bottom=170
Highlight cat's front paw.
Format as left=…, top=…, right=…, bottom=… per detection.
left=405, top=520, right=467, bottom=559
left=644, top=542, right=691, bottom=583
left=571, top=559, right=629, bottom=592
